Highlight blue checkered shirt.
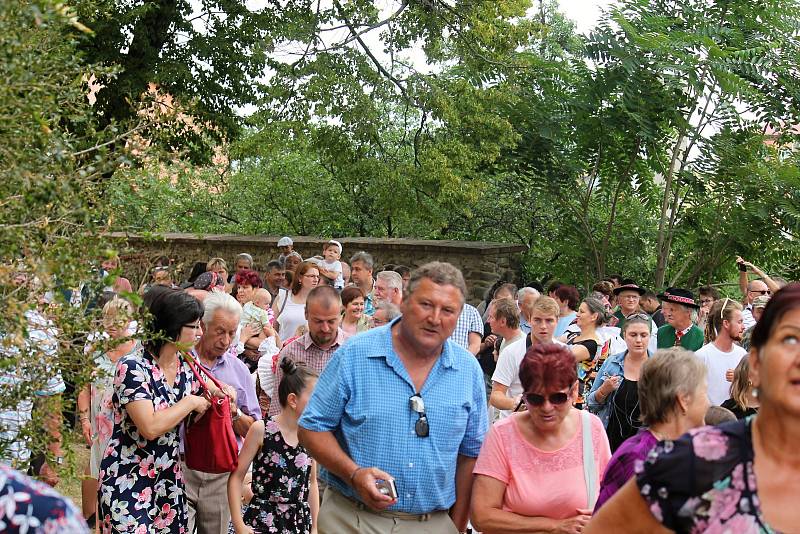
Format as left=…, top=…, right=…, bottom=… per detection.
left=298, top=319, right=488, bottom=514
left=448, top=303, right=483, bottom=350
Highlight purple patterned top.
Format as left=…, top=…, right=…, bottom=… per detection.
left=595, top=428, right=659, bottom=512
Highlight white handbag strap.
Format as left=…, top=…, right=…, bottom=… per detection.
left=581, top=409, right=598, bottom=509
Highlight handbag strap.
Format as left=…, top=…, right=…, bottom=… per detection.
left=581, top=409, right=598, bottom=510
left=183, top=352, right=226, bottom=393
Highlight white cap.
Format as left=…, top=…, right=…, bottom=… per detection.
left=277, top=236, right=293, bottom=247
left=327, top=240, right=342, bottom=253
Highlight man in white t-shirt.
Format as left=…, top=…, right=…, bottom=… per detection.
left=695, top=299, right=747, bottom=405
left=491, top=296, right=566, bottom=419
left=488, top=298, right=527, bottom=419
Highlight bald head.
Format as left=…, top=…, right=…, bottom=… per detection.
left=747, top=279, right=770, bottom=304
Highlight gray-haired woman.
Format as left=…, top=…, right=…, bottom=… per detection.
left=593, top=348, right=709, bottom=511
left=569, top=296, right=611, bottom=408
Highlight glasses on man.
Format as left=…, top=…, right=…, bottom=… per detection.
left=409, top=394, right=429, bottom=438
left=749, top=290, right=771, bottom=296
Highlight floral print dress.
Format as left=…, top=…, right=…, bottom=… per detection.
left=0, top=463, right=89, bottom=533
left=243, top=417, right=313, bottom=533
left=636, top=417, right=779, bottom=533
left=97, top=350, right=200, bottom=534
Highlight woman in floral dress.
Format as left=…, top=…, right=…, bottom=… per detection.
left=98, top=287, right=220, bottom=533
left=228, top=359, right=319, bottom=534
left=587, top=284, right=800, bottom=533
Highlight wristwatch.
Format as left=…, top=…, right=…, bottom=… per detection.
left=55, top=456, right=65, bottom=466
left=232, top=407, right=242, bottom=422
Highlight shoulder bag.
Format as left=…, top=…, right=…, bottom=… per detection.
left=183, top=355, right=239, bottom=473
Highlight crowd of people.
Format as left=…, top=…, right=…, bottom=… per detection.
left=2, top=237, right=799, bottom=534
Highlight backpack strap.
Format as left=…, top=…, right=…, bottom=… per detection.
left=275, top=288, right=289, bottom=318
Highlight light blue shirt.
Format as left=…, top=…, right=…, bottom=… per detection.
left=555, top=312, right=577, bottom=337
left=299, top=319, right=488, bottom=514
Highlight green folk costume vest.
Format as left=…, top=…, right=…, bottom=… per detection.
left=656, top=324, right=704, bottom=351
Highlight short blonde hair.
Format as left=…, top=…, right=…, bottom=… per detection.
left=528, top=296, right=559, bottom=320
left=102, top=297, right=133, bottom=320
left=206, top=257, right=228, bottom=272
left=639, top=348, right=707, bottom=426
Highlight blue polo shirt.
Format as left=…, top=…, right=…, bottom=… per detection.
left=298, top=319, right=488, bottom=514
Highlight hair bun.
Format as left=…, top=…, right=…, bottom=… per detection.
left=280, top=357, right=298, bottom=375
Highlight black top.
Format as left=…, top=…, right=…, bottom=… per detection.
left=571, top=339, right=599, bottom=358
left=651, top=308, right=666, bottom=328
left=607, top=378, right=641, bottom=452
left=721, top=398, right=759, bottom=420
left=477, top=322, right=499, bottom=377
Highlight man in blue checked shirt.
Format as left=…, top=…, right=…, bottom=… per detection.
left=299, top=262, right=489, bottom=534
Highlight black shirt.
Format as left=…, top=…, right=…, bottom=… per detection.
left=721, top=398, right=759, bottom=420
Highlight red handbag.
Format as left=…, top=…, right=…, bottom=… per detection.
left=183, top=355, right=239, bottom=473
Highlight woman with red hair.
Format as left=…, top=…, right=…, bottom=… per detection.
left=234, top=269, right=263, bottom=305
left=471, top=343, right=611, bottom=534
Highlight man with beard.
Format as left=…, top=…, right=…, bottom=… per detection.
left=695, top=298, right=747, bottom=405
left=268, top=285, right=348, bottom=416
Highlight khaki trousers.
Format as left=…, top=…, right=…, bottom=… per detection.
left=318, top=487, right=459, bottom=534
left=182, top=461, right=231, bottom=534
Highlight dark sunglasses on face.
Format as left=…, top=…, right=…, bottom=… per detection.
left=409, top=394, right=429, bottom=438
left=750, top=290, right=771, bottom=296
left=524, top=391, right=571, bottom=407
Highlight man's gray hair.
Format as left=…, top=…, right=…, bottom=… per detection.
left=407, top=262, right=467, bottom=302
left=376, top=271, right=403, bottom=291
left=350, top=251, right=374, bottom=271
left=202, top=291, right=242, bottom=324
left=517, top=286, right=540, bottom=301
left=235, top=253, right=253, bottom=266
left=374, top=301, right=401, bottom=321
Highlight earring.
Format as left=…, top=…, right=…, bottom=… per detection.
left=752, top=387, right=759, bottom=399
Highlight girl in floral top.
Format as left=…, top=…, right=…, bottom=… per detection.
left=228, top=358, right=319, bottom=534
left=587, top=283, right=800, bottom=534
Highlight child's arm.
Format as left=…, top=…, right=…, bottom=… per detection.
left=227, top=420, right=264, bottom=534
left=318, top=267, right=337, bottom=280
left=310, top=459, right=320, bottom=534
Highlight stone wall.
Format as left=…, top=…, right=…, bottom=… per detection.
left=110, top=232, right=526, bottom=305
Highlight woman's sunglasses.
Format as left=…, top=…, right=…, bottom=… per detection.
left=524, top=391, right=570, bottom=407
